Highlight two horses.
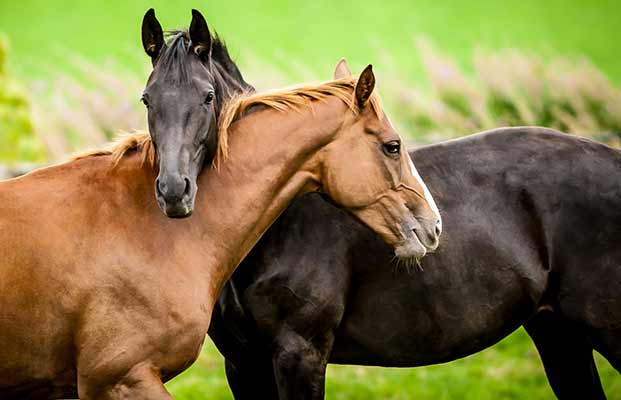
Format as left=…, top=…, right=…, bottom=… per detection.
left=3, top=7, right=619, bottom=400
left=0, top=11, right=439, bottom=399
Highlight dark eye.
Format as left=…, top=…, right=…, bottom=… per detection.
left=383, top=140, right=401, bottom=155
left=205, top=91, right=215, bottom=104
left=141, top=96, right=150, bottom=109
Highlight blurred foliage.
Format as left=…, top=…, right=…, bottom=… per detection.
left=0, top=1, right=620, bottom=83
left=28, top=56, right=145, bottom=162
left=382, top=40, right=621, bottom=145
left=0, top=35, right=46, bottom=164
left=5, top=39, right=618, bottom=165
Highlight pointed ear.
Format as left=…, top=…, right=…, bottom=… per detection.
left=355, top=65, right=375, bottom=109
left=141, top=8, right=164, bottom=64
left=189, top=9, right=212, bottom=60
left=333, top=58, right=352, bottom=79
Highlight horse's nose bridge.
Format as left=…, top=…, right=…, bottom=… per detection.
left=158, top=127, right=187, bottom=158
left=156, top=130, right=193, bottom=197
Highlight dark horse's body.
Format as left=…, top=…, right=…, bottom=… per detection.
left=209, top=127, right=621, bottom=399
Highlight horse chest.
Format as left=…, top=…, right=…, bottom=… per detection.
left=73, top=277, right=212, bottom=385
left=153, top=314, right=209, bottom=380
left=123, top=292, right=211, bottom=360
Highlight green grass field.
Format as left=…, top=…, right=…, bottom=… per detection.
left=1, top=1, right=620, bottom=398
left=1, top=0, right=620, bottom=82
left=166, top=328, right=620, bottom=399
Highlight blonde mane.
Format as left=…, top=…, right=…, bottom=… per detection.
left=72, top=131, right=155, bottom=167
left=215, top=76, right=383, bottom=167
left=72, top=75, right=383, bottom=169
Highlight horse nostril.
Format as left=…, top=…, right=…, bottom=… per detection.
left=183, top=177, right=192, bottom=198
left=435, top=220, right=442, bottom=237
left=155, top=178, right=165, bottom=198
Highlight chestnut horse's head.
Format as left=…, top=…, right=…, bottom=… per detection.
left=320, top=61, right=442, bottom=261
left=141, top=9, right=251, bottom=217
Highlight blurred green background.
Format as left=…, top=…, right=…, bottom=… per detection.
left=1, top=1, right=620, bottom=398
left=1, top=0, right=620, bottom=80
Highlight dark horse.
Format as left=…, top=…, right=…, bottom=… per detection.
left=210, top=127, right=621, bottom=399
left=140, top=8, right=252, bottom=217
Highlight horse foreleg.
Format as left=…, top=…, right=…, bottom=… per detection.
left=224, top=358, right=279, bottom=399
left=78, top=363, right=173, bottom=400
left=272, top=331, right=333, bottom=400
left=525, top=310, right=607, bottom=400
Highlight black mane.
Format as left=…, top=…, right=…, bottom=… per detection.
left=211, top=34, right=253, bottom=92
left=158, top=30, right=192, bottom=83
left=158, top=30, right=253, bottom=93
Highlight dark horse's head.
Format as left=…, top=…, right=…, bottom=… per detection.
left=141, top=9, right=253, bottom=218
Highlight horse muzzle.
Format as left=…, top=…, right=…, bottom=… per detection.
left=395, top=217, right=441, bottom=260
left=155, top=174, right=196, bottom=218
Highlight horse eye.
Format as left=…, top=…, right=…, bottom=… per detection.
left=204, top=91, right=215, bottom=104
left=383, top=141, right=401, bottom=156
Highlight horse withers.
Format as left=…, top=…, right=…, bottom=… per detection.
left=0, top=63, right=440, bottom=399
left=141, top=9, right=252, bottom=217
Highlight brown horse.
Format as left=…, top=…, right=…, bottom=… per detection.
left=0, top=64, right=441, bottom=399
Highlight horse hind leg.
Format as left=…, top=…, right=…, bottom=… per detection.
left=525, top=310, right=607, bottom=400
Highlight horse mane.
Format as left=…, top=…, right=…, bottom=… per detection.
left=211, top=34, right=253, bottom=92
left=72, top=76, right=383, bottom=169
left=214, top=76, right=384, bottom=166
left=157, top=30, right=236, bottom=84
left=72, top=131, right=155, bottom=166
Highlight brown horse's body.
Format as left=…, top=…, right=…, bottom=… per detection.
left=0, top=153, right=209, bottom=397
left=0, top=71, right=441, bottom=399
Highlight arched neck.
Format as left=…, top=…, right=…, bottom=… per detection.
left=193, top=96, right=349, bottom=296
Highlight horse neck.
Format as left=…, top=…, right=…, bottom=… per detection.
left=194, top=96, right=349, bottom=296
left=211, top=42, right=253, bottom=93
left=212, top=62, right=250, bottom=104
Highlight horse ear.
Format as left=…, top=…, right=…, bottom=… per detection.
left=333, top=58, right=352, bottom=79
left=141, top=8, right=164, bottom=64
left=355, top=65, right=375, bottom=109
left=189, top=9, right=212, bottom=60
